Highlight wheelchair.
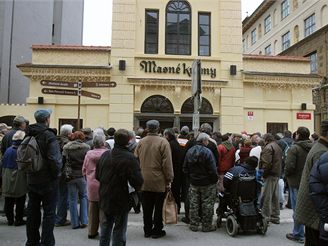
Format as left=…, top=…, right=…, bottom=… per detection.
left=220, top=175, right=268, bottom=237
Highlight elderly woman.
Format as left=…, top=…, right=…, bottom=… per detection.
left=82, top=132, right=108, bottom=239
left=2, top=130, right=27, bottom=226
left=63, top=131, right=90, bottom=229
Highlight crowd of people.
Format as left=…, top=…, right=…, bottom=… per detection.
left=1, top=109, right=328, bottom=246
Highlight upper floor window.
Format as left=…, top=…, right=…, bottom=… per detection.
left=264, top=15, right=272, bottom=33
left=282, top=31, right=291, bottom=51
left=281, top=0, right=290, bottom=19
left=251, top=28, right=257, bottom=45
left=145, top=10, right=159, bottom=54
left=308, top=52, right=317, bottom=73
left=166, top=0, right=191, bottom=55
left=265, top=44, right=272, bottom=55
left=198, top=12, right=211, bottom=56
left=304, top=14, right=316, bottom=37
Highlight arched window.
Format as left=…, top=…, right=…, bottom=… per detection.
left=166, top=0, right=191, bottom=55
left=141, top=95, right=174, bottom=113
left=181, top=97, right=213, bottom=114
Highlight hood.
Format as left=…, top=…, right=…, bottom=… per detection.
left=63, top=140, right=90, bottom=151
left=186, top=144, right=205, bottom=163
left=222, top=140, right=233, bottom=151
left=86, top=148, right=108, bottom=163
left=27, top=123, right=55, bottom=137
left=296, top=140, right=313, bottom=152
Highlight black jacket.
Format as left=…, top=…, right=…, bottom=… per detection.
left=223, top=163, right=256, bottom=192
left=183, top=143, right=218, bottom=186
left=1, top=128, right=19, bottom=155
left=96, top=145, right=143, bottom=215
left=26, top=123, right=62, bottom=184
left=309, top=151, right=328, bottom=241
left=168, top=139, right=183, bottom=185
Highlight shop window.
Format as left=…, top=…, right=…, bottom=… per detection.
left=265, top=44, right=272, bottom=55
left=198, top=12, right=211, bottom=56
left=282, top=31, right=291, bottom=51
left=251, top=28, right=256, bottom=45
left=58, top=119, right=83, bottom=132
left=145, top=10, right=159, bottom=54
left=267, top=123, right=288, bottom=135
left=141, top=95, right=174, bottom=113
left=181, top=97, right=213, bottom=114
left=304, top=14, right=316, bottom=37
left=165, top=0, right=191, bottom=55
left=264, top=15, right=272, bottom=34
left=307, top=52, right=318, bottom=73
left=281, top=0, right=290, bottom=20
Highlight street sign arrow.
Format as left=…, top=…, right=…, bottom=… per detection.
left=82, top=81, right=117, bottom=88
left=41, top=80, right=78, bottom=88
left=81, top=90, right=101, bottom=100
left=42, top=88, right=78, bottom=96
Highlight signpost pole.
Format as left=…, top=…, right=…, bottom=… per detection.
left=77, top=80, right=82, bottom=130
left=192, top=60, right=201, bottom=136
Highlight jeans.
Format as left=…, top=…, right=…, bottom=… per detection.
left=67, top=177, right=88, bottom=228
left=99, top=213, right=128, bottom=246
left=55, top=179, right=69, bottom=225
left=26, top=180, right=58, bottom=246
left=289, top=187, right=304, bottom=239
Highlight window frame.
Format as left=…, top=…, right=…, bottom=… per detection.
left=144, top=9, right=160, bottom=54
left=165, top=0, right=192, bottom=56
left=251, top=28, right=257, bottom=45
left=281, top=0, right=290, bottom=20
left=264, top=15, right=272, bottom=33
left=198, top=12, right=211, bottom=56
left=282, top=31, right=291, bottom=51
left=304, top=13, right=316, bottom=37
left=308, top=52, right=318, bottom=73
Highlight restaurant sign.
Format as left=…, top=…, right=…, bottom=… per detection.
left=140, top=60, right=217, bottom=78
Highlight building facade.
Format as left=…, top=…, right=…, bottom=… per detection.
left=0, top=0, right=84, bottom=104
left=242, top=0, right=328, bottom=56
left=0, top=0, right=321, bottom=134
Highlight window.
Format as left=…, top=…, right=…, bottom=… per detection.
left=282, top=31, right=291, bottom=51
left=304, top=14, right=315, bottom=37
left=198, top=12, right=211, bottom=56
left=251, top=28, right=256, bottom=45
left=145, top=10, right=159, bottom=54
left=166, top=0, right=191, bottom=55
left=264, top=15, right=272, bottom=33
left=281, top=0, right=290, bottom=19
left=265, top=44, right=272, bottom=55
left=308, top=52, right=317, bottom=73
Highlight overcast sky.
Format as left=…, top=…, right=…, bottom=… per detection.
left=83, top=0, right=264, bottom=46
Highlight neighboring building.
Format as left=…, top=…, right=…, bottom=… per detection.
left=242, top=0, right=328, bottom=55
left=280, top=24, right=328, bottom=131
left=0, top=0, right=321, bottom=134
left=0, top=0, right=84, bottom=104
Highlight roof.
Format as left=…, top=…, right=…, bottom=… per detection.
left=31, top=45, right=111, bottom=51
left=242, top=0, right=275, bottom=33
left=243, top=54, right=310, bottom=62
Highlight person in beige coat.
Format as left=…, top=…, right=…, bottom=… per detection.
left=135, top=120, right=174, bottom=239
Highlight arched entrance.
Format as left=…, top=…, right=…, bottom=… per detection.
left=136, top=95, right=175, bottom=130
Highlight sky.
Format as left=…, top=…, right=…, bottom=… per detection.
left=83, top=0, right=264, bottom=46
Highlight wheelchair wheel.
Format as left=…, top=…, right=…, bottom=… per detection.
left=226, top=215, right=238, bottom=237
left=257, top=216, right=268, bottom=235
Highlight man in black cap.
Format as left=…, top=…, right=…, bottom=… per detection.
left=296, top=120, right=328, bottom=246
left=135, top=120, right=174, bottom=239
left=25, top=109, right=62, bottom=246
left=1, top=115, right=28, bottom=155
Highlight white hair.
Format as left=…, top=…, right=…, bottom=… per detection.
left=196, top=132, right=210, bottom=142
left=60, top=124, right=74, bottom=136
left=12, top=130, right=25, bottom=141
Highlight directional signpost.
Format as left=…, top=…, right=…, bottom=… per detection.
left=192, top=60, right=202, bottom=135
left=40, top=80, right=117, bottom=130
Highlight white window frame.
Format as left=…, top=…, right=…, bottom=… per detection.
left=281, top=0, right=290, bottom=20
left=282, top=31, right=291, bottom=51
left=251, top=28, right=257, bottom=45
left=304, top=14, right=316, bottom=37
left=264, top=15, right=272, bottom=33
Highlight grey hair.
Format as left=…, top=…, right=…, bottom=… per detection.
left=93, top=127, right=105, bottom=136
left=60, top=124, right=74, bottom=136
left=196, top=132, right=210, bottom=142
left=93, top=132, right=106, bottom=148
left=128, top=130, right=136, bottom=139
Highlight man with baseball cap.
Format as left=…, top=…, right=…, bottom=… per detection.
left=25, top=109, right=62, bottom=246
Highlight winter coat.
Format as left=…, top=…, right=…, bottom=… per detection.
left=1, top=128, right=19, bottom=155
left=218, top=141, right=236, bottom=175
left=183, top=143, right=218, bottom=186
left=63, top=140, right=90, bottom=178
left=82, top=147, right=108, bottom=202
left=26, top=123, right=62, bottom=184
left=259, top=141, right=282, bottom=178
left=309, top=151, right=328, bottom=241
left=295, top=137, right=328, bottom=230
left=168, top=139, right=183, bottom=188
left=285, top=140, right=313, bottom=188
left=96, top=145, right=143, bottom=215
left=135, top=133, right=174, bottom=192
left=1, top=143, right=27, bottom=197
